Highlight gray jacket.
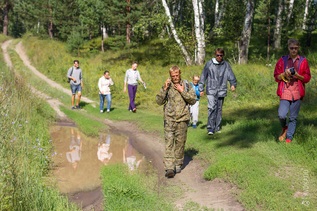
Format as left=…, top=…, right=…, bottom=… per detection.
left=199, top=58, right=237, bottom=97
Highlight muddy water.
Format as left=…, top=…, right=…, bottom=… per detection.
left=50, top=125, right=148, bottom=194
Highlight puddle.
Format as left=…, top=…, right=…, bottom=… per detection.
left=50, top=125, right=149, bottom=194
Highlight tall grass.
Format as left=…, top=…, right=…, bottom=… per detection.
left=0, top=36, right=77, bottom=210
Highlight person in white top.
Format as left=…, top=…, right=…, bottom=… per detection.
left=98, top=71, right=114, bottom=113
left=123, top=62, right=145, bottom=113
left=97, top=134, right=113, bottom=165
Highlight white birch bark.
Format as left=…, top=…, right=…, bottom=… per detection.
left=287, top=0, right=295, bottom=24
left=214, top=0, right=220, bottom=27
left=303, top=0, right=311, bottom=30
left=238, top=0, right=255, bottom=64
left=193, top=0, right=206, bottom=65
left=214, top=0, right=224, bottom=28
left=273, top=0, right=283, bottom=49
left=101, top=25, right=108, bottom=52
left=162, top=0, right=192, bottom=65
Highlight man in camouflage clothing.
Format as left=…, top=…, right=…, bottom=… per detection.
left=156, top=66, right=196, bottom=178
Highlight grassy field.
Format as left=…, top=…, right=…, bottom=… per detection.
left=2, top=34, right=317, bottom=210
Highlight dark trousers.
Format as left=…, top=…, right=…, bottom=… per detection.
left=128, top=84, right=138, bottom=110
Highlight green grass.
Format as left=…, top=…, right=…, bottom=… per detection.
left=0, top=35, right=77, bottom=210
left=2, top=34, right=317, bottom=210
left=101, top=164, right=173, bottom=211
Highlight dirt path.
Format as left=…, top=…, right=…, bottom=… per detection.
left=2, top=40, right=244, bottom=211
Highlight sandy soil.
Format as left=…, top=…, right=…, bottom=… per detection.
left=2, top=40, right=245, bottom=211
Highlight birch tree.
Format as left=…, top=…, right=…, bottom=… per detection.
left=162, top=0, right=192, bottom=65
left=214, top=0, right=224, bottom=29
left=303, top=0, right=311, bottom=29
left=273, top=0, right=283, bottom=49
left=238, top=0, right=255, bottom=64
left=286, top=0, right=294, bottom=24
left=193, top=0, right=205, bottom=65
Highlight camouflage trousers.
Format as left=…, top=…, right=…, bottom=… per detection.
left=163, top=121, right=188, bottom=170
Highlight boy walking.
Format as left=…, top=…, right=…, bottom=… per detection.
left=189, top=75, right=203, bottom=128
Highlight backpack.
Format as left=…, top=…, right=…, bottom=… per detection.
left=67, top=67, right=74, bottom=83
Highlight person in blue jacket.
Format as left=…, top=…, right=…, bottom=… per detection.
left=189, top=75, right=203, bottom=128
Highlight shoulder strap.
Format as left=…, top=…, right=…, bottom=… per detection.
left=282, top=55, right=305, bottom=70
left=282, top=55, right=288, bottom=71
left=70, top=67, right=74, bottom=76
left=183, top=80, right=189, bottom=92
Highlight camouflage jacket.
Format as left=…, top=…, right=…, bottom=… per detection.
left=156, top=80, right=196, bottom=122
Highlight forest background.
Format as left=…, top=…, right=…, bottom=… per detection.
left=1, top=0, right=317, bottom=65
left=1, top=0, right=317, bottom=210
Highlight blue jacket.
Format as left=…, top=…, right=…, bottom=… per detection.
left=190, top=82, right=200, bottom=101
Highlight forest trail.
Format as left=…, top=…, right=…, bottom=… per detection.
left=2, top=40, right=244, bottom=211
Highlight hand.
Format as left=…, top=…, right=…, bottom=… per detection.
left=174, top=83, right=184, bottom=93
left=123, top=87, right=126, bottom=92
left=164, top=78, right=171, bottom=90
left=231, top=86, right=235, bottom=91
left=72, top=77, right=76, bottom=83
left=200, top=91, right=204, bottom=96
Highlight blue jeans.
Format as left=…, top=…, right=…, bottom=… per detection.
left=99, top=94, right=112, bottom=111
left=278, top=99, right=301, bottom=140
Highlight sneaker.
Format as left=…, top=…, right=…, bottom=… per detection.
left=76, top=105, right=81, bottom=109
left=71, top=106, right=76, bottom=110
left=100, top=110, right=103, bottom=113
left=132, top=108, right=137, bottom=113
left=175, top=166, right=182, bottom=174
left=165, top=169, right=175, bottom=178
left=285, top=139, right=292, bottom=143
left=192, top=124, right=197, bottom=129
left=279, top=126, right=288, bottom=141
left=208, top=130, right=214, bottom=135
left=107, top=109, right=110, bottom=113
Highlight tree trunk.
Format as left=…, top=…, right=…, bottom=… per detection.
left=302, top=0, right=311, bottom=30
left=192, top=0, right=205, bottom=65
left=3, top=0, right=9, bottom=36
left=161, top=0, right=192, bottom=65
left=214, top=0, right=224, bottom=28
left=267, top=0, right=271, bottom=62
left=48, top=20, right=53, bottom=39
left=101, top=25, right=108, bottom=52
left=287, top=0, right=295, bottom=24
left=238, top=0, right=255, bottom=64
left=126, top=0, right=131, bottom=43
left=273, top=0, right=283, bottom=50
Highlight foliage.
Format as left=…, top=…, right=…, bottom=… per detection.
left=67, top=31, right=85, bottom=56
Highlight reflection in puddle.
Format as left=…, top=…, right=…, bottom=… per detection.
left=50, top=125, right=148, bottom=194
